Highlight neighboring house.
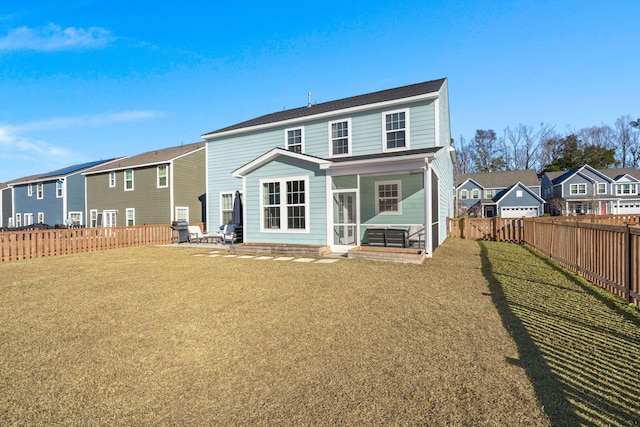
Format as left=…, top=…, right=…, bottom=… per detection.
left=456, top=170, right=544, bottom=218
left=83, top=142, right=206, bottom=227
left=541, top=165, right=640, bottom=215
left=202, top=78, right=454, bottom=255
left=7, top=160, right=115, bottom=228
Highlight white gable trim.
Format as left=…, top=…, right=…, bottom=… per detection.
left=232, top=147, right=331, bottom=178
left=495, top=182, right=545, bottom=204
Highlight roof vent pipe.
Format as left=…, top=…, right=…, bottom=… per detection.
left=307, top=92, right=312, bottom=107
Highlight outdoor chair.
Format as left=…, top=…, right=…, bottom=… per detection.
left=188, top=225, right=219, bottom=243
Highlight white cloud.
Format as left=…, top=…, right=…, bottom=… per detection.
left=0, top=24, right=113, bottom=51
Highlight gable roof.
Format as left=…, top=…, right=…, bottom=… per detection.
left=232, top=148, right=332, bottom=178
left=84, top=142, right=205, bottom=175
left=544, top=165, right=640, bottom=185
left=456, top=170, right=539, bottom=189
left=203, top=78, right=447, bottom=138
left=495, top=182, right=545, bottom=204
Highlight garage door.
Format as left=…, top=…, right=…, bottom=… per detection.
left=613, top=201, right=640, bottom=214
left=500, top=207, right=538, bottom=218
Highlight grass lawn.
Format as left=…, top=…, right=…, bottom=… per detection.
left=1, top=239, right=638, bottom=425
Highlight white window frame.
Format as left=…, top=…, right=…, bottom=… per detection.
left=375, top=180, right=402, bottom=215
left=15, top=213, right=21, bottom=227
left=616, top=183, right=637, bottom=195
left=109, top=172, right=116, bottom=188
left=220, top=192, right=234, bottom=225
left=597, top=183, right=606, bottom=194
left=328, top=118, right=352, bottom=158
left=460, top=189, right=468, bottom=200
left=285, top=127, right=304, bottom=154
left=56, top=180, right=63, bottom=198
left=27, top=184, right=33, bottom=197
left=157, top=165, right=168, bottom=188
left=37, top=183, right=43, bottom=199
left=471, top=189, right=480, bottom=199
left=37, top=212, right=45, bottom=224
left=382, top=109, right=410, bottom=152
left=24, top=213, right=34, bottom=226
left=516, top=190, right=523, bottom=198
left=90, top=210, right=98, bottom=228
left=259, top=176, right=309, bottom=233
left=485, top=189, right=494, bottom=198
left=570, top=183, right=586, bottom=195
left=124, top=169, right=134, bottom=191
left=125, top=208, right=135, bottom=226
left=175, top=206, right=189, bottom=222
left=68, top=212, right=82, bottom=226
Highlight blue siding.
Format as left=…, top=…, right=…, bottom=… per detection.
left=498, top=184, right=543, bottom=208
left=243, top=157, right=327, bottom=245
left=360, top=173, right=424, bottom=226
left=67, top=174, right=87, bottom=222
left=457, top=181, right=483, bottom=210
left=13, top=181, right=64, bottom=225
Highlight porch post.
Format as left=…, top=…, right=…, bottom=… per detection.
left=424, top=165, right=432, bottom=254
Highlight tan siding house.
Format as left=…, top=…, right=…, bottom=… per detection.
left=84, top=142, right=206, bottom=227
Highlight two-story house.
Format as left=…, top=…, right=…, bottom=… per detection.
left=202, top=78, right=454, bottom=255
left=541, top=165, right=640, bottom=215
left=6, top=160, right=115, bottom=228
left=83, top=142, right=206, bottom=227
left=455, top=170, right=544, bottom=217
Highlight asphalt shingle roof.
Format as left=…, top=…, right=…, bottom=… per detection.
left=456, top=170, right=540, bottom=188
left=203, top=78, right=447, bottom=137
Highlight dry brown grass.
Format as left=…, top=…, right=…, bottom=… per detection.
left=1, top=240, right=550, bottom=426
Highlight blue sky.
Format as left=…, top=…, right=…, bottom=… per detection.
left=1, top=0, right=639, bottom=182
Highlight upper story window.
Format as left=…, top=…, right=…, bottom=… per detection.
left=285, top=128, right=304, bottom=153
left=261, top=177, right=308, bottom=232
left=383, top=109, right=409, bottom=152
left=597, top=183, right=607, bottom=194
left=471, top=189, right=480, bottom=199
left=516, top=190, right=523, bottom=198
left=37, top=183, right=43, bottom=199
left=376, top=180, right=402, bottom=215
left=460, top=189, right=468, bottom=200
left=616, top=183, right=637, bottom=195
left=329, top=119, right=351, bottom=157
left=56, top=180, right=63, bottom=198
left=570, top=183, right=586, bottom=195
left=124, top=170, right=134, bottom=191
left=27, top=184, right=33, bottom=197
left=485, top=189, right=494, bottom=198
left=157, top=165, right=168, bottom=188
left=109, top=172, right=116, bottom=188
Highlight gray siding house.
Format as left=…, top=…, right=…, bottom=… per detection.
left=83, top=142, right=206, bottom=227
left=203, top=78, right=455, bottom=255
left=541, top=165, right=640, bottom=215
left=456, top=170, right=544, bottom=217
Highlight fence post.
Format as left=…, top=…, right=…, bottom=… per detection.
left=493, top=217, right=499, bottom=242
left=625, top=224, right=632, bottom=304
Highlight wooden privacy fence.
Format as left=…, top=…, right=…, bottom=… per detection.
left=523, top=218, right=640, bottom=307
left=448, top=216, right=640, bottom=307
left=448, top=217, right=525, bottom=243
left=0, top=224, right=175, bottom=262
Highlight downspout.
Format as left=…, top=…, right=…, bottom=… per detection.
left=424, top=165, right=432, bottom=255
left=169, top=161, right=175, bottom=222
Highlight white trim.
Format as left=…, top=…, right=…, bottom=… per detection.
left=124, top=169, right=134, bottom=191
left=202, top=92, right=440, bottom=140
left=219, top=191, right=234, bottom=225
left=36, top=183, right=43, bottom=199
left=125, top=208, right=135, bottom=226
left=233, top=148, right=331, bottom=178
left=284, top=126, right=305, bottom=154
left=375, top=180, right=402, bottom=215
left=434, top=98, right=441, bottom=147
left=56, top=179, right=64, bottom=198
left=157, top=165, right=169, bottom=188
left=109, top=171, right=116, bottom=188
left=37, top=212, right=44, bottom=224
left=328, top=118, right=352, bottom=158
left=90, top=209, right=98, bottom=228
left=382, top=108, right=410, bottom=152
left=259, top=175, right=310, bottom=233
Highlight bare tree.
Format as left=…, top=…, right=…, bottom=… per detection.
left=470, top=129, right=505, bottom=172
left=504, top=123, right=555, bottom=171
left=614, top=115, right=640, bottom=168
left=453, top=135, right=474, bottom=174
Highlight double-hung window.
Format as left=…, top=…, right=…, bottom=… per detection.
left=36, top=183, right=43, bottom=199
left=376, top=180, right=401, bottom=214
left=109, top=172, right=116, bottom=188
left=383, top=110, right=409, bottom=151
left=616, top=183, right=637, bottom=195
left=261, top=177, right=308, bottom=231
left=56, top=180, right=63, bottom=198
left=28, top=184, right=33, bottom=197
left=38, top=212, right=45, bottom=224
left=124, top=170, right=134, bottom=191
left=126, top=208, right=135, bottom=226
left=471, top=189, right=480, bottom=199
left=285, top=128, right=304, bottom=153
left=220, top=193, right=234, bottom=225
left=570, top=184, right=586, bottom=195
left=597, top=183, right=606, bottom=194
left=460, top=189, right=468, bottom=200
left=485, top=189, right=494, bottom=198
left=329, top=119, right=351, bottom=157
left=157, top=165, right=168, bottom=188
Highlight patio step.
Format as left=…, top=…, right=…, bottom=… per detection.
left=347, top=246, right=426, bottom=264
